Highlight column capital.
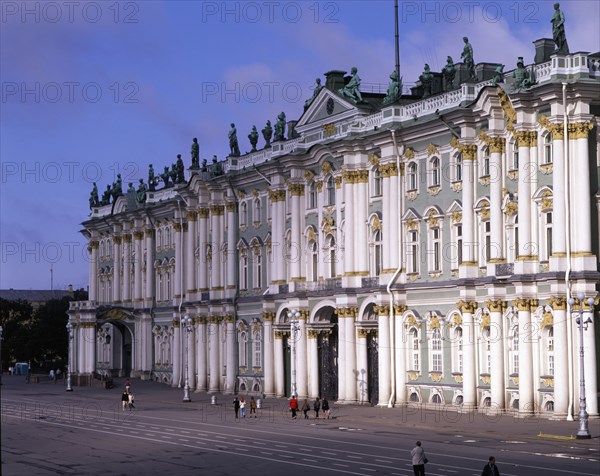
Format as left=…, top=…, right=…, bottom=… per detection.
left=380, top=162, right=398, bottom=177
left=260, top=311, right=275, bottom=321
left=225, top=202, right=236, bottom=213
left=357, top=328, right=370, bottom=338
left=307, top=329, right=319, bottom=339
left=274, top=330, right=285, bottom=339
left=198, top=207, right=210, bottom=219
left=538, top=115, right=564, bottom=140
left=133, top=230, right=144, bottom=240
left=224, top=315, right=235, bottom=324
left=478, top=131, right=505, bottom=153
left=394, top=304, right=407, bottom=314
left=374, top=305, right=390, bottom=316
left=113, top=235, right=123, bottom=244
left=568, top=121, right=594, bottom=139
left=548, top=296, right=567, bottom=310
left=122, top=234, right=132, bottom=243
left=288, top=183, right=305, bottom=196
left=342, top=170, right=369, bottom=184
left=173, top=222, right=183, bottom=232
left=335, top=306, right=358, bottom=318
left=484, top=299, right=506, bottom=312
left=186, top=210, right=198, bottom=221
left=210, top=205, right=224, bottom=216
left=449, top=137, right=477, bottom=160
left=334, top=176, right=343, bottom=189
left=268, top=189, right=286, bottom=202
left=456, top=300, right=477, bottom=313
left=513, top=298, right=538, bottom=311
left=194, top=316, right=207, bottom=324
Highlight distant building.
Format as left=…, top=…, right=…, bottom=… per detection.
left=0, top=286, right=75, bottom=310
left=69, top=33, right=599, bottom=419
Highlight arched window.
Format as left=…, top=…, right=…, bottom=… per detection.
left=407, top=229, right=420, bottom=274
left=511, top=326, right=519, bottom=374
left=156, top=229, right=162, bottom=250
left=452, top=327, right=463, bottom=373
left=543, top=134, right=553, bottom=164
left=410, top=327, right=420, bottom=371
left=238, top=330, right=248, bottom=367
left=240, top=202, right=247, bottom=228
left=326, top=176, right=336, bottom=206
left=428, top=226, right=441, bottom=272
left=372, top=167, right=383, bottom=197
left=308, top=240, right=318, bottom=282
left=454, top=154, right=463, bottom=182
left=545, top=326, right=554, bottom=376
left=325, top=235, right=336, bottom=278
left=372, top=230, right=382, bottom=276
left=481, top=147, right=490, bottom=176
left=239, top=250, right=248, bottom=290
left=407, top=162, right=418, bottom=190
left=431, top=328, right=442, bottom=372
left=253, top=248, right=262, bottom=289
left=253, top=198, right=261, bottom=225
left=430, top=157, right=440, bottom=186
left=307, top=181, right=317, bottom=209
left=452, top=222, right=463, bottom=269
left=253, top=331, right=262, bottom=368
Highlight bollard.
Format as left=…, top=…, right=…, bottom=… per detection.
left=211, top=395, right=217, bottom=405
left=257, top=398, right=262, bottom=409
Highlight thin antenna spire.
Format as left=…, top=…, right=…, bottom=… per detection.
left=50, top=264, right=53, bottom=291
left=395, top=0, right=400, bottom=82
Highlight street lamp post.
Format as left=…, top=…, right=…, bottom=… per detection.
left=66, top=322, right=73, bottom=392
left=181, top=315, right=192, bottom=402
left=568, top=293, right=594, bottom=439
left=287, top=309, right=301, bottom=397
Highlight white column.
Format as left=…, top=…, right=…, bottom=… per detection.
left=516, top=131, right=532, bottom=260
left=550, top=298, right=568, bottom=416
left=297, top=315, right=308, bottom=398
left=89, top=240, right=99, bottom=302
left=186, top=212, right=197, bottom=298
left=345, top=311, right=357, bottom=402
left=572, top=124, right=593, bottom=259
left=186, top=324, right=196, bottom=390
left=208, top=318, right=219, bottom=393
left=488, top=300, right=505, bottom=411
left=308, top=331, right=319, bottom=398
left=195, top=317, right=207, bottom=392
left=355, top=172, right=369, bottom=275
left=394, top=308, right=406, bottom=403
left=343, top=177, right=355, bottom=275
left=335, top=177, right=344, bottom=277
left=122, top=235, right=131, bottom=302
left=583, top=307, right=598, bottom=416
left=225, top=316, right=236, bottom=394
left=461, top=301, right=477, bottom=409
left=134, top=231, right=143, bottom=302
left=84, top=324, right=96, bottom=374
left=388, top=166, right=400, bottom=271
left=144, top=228, right=154, bottom=302
left=174, top=223, right=183, bottom=301
left=516, top=299, right=534, bottom=413
left=210, top=206, right=224, bottom=291
left=459, top=145, right=477, bottom=274
left=489, top=140, right=504, bottom=261
left=289, top=184, right=304, bottom=281
left=337, top=313, right=347, bottom=402
left=113, top=236, right=122, bottom=303
left=263, top=315, right=275, bottom=396
left=274, top=333, right=285, bottom=397
left=172, top=322, right=181, bottom=387
left=197, top=209, right=209, bottom=292
left=551, top=133, right=566, bottom=258
left=357, top=329, right=368, bottom=403
left=269, top=191, right=286, bottom=284
left=225, top=203, right=237, bottom=292
left=378, top=307, right=391, bottom=405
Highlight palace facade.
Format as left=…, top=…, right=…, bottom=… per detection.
left=69, top=38, right=600, bottom=419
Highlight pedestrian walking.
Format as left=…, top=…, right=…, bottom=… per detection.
left=240, top=397, right=246, bottom=418
left=302, top=399, right=310, bottom=419
left=125, top=378, right=131, bottom=393
left=121, top=390, right=130, bottom=411
left=128, top=392, right=135, bottom=410
left=321, top=397, right=330, bottom=419
left=481, top=456, right=501, bottom=476
left=49, top=369, right=55, bottom=381
left=289, top=395, right=299, bottom=419
left=411, top=440, right=428, bottom=476
left=233, top=396, right=240, bottom=418
left=249, top=396, right=257, bottom=418
left=313, top=397, right=321, bottom=419
left=56, top=369, right=61, bottom=381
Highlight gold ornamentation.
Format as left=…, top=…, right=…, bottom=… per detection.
left=405, top=315, right=417, bottom=328
left=451, top=181, right=462, bottom=192
left=357, top=328, right=370, bottom=338
left=541, top=377, right=554, bottom=388
left=113, top=236, right=122, bottom=244
left=237, top=190, right=246, bottom=200
left=394, top=304, right=407, bottom=314
left=428, top=185, right=441, bottom=196
left=186, top=211, right=198, bottom=221
left=427, top=143, right=439, bottom=156
left=406, top=219, right=418, bottom=230
left=404, top=148, right=415, bottom=160
left=304, top=170, right=315, bottom=181
left=321, top=215, right=335, bottom=233
left=198, top=208, right=210, bottom=218
left=252, top=189, right=260, bottom=198
left=322, top=123, right=336, bottom=137
left=429, top=316, right=440, bottom=330
left=430, top=372, right=443, bottom=382
left=372, top=215, right=381, bottom=231
left=548, top=296, right=566, bottom=311
left=449, top=136, right=477, bottom=161
left=450, top=211, right=462, bottom=223
left=569, top=121, right=594, bottom=139
left=480, top=374, right=491, bottom=384
left=497, top=87, right=516, bottom=132
left=225, top=202, right=236, bottom=212
left=268, top=189, right=287, bottom=202
left=454, top=374, right=463, bottom=384
left=342, top=170, right=370, bottom=184
left=478, top=131, right=505, bottom=153
left=334, top=176, right=343, bottom=188
left=369, top=153, right=380, bottom=166
left=322, top=161, right=333, bottom=175
left=288, top=183, right=305, bottom=196
left=541, top=311, right=553, bottom=328
left=505, top=201, right=518, bottom=216
left=407, top=371, right=418, bottom=381
left=485, top=300, right=505, bottom=312
left=407, top=190, right=417, bottom=201
left=538, top=115, right=564, bottom=140
left=373, top=305, right=390, bottom=316
left=210, top=205, right=224, bottom=216
left=481, top=314, right=490, bottom=328
left=456, top=300, right=477, bottom=313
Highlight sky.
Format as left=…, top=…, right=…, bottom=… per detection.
left=1, top=0, right=599, bottom=291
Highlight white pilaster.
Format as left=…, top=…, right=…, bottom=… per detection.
left=516, top=299, right=534, bottom=414
left=345, top=313, right=357, bottom=402
left=289, top=183, right=304, bottom=281
left=122, top=235, right=131, bottom=302
left=174, top=222, right=183, bottom=301
left=225, top=203, right=237, bottom=293
left=488, top=301, right=505, bottom=411
left=263, top=315, right=275, bottom=396
left=113, top=236, right=122, bottom=303
left=297, top=316, right=308, bottom=398
left=550, top=299, right=568, bottom=416
left=186, top=212, right=197, bottom=298
left=460, top=301, right=477, bottom=409
left=225, top=316, right=236, bottom=394
left=197, top=209, right=209, bottom=292
left=394, top=308, right=406, bottom=403
left=208, top=318, right=219, bottom=393
left=195, top=318, right=207, bottom=392
left=88, top=240, right=98, bottom=302
left=377, top=307, right=391, bottom=405
left=172, top=321, right=181, bottom=387
left=308, top=332, right=319, bottom=398
left=274, top=333, right=285, bottom=397
left=134, top=231, right=143, bottom=303
left=144, top=228, right=154, bottom=302
left=356, top=330, right=368, bottom=403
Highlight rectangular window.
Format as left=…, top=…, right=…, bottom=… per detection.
left=433, top=354, right=442, bottom=372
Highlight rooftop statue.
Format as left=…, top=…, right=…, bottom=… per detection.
left=89, top=182, right=99, bottom=209
left=262, top=120, right=273, bottom=148
left=274, top=112, right=286, bottom=142
left=383, top=70, right=402, bottom=105
left=228, top=123, right=240, bottom=157
left=211, top=155, right=223, bottom=176
left=248, top=125, right=259, bottom=152
left=148, top=164, right=156, bottom=191
left=443, top=56, right=456, bottom=90
left=176, top=154, right=185, bottom=183
left=169, top=163, right=178, bottom=184
left=419, top=64, right=434, bottom=97
left=101, top=185, right=112, bottom=206
left=111, top=174, right=123, bottom=200
left=136, top=178, right=147, bottom=204
left=161, top=166, right=171, bottom=188
left=127, top=182, right=135, bottom=194
left=512, top=57, right=535, bottom=91
left=304, top=78, right=323, bottom=110
left=201, top=158, right=208, bottom=172
left=491, top=64, right=505, bottom=86
left=461, top=36, right=476, bottom=82
left=338, top=66, right=363, bottom=103
left=190, top=137, right=200, bottom=169
left=551, top=3, right=569, bottom=54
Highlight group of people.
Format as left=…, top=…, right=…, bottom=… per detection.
left=48, top=369, right=62, bottom=383
left=232, top=396, right=257, bottom=418
left=121, top=379, right=135, bottom=411
left=411, top=441, right=501, bottom=476
left=291, top=396, right=330, bottom=420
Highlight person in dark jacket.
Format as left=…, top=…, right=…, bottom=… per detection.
left=233, top=397, right=240, bottom=419
left=411, top=441, right=427, bottom=476
left=481, top=456, right=501, bottom=476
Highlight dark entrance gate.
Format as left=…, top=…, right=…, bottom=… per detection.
left=317, top=327, right=338, bottom=400
left=367, top=331, right=379, bottom=404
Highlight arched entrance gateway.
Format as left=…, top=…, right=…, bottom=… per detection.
left=313, top=306, right=338, bottom=401
left=95, top=308, right=134, bottom=378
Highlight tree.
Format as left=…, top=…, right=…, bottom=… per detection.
left=0, top=298, right=34, bottom=370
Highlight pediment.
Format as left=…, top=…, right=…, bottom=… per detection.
left=296, top=89, right=358, bottom=132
